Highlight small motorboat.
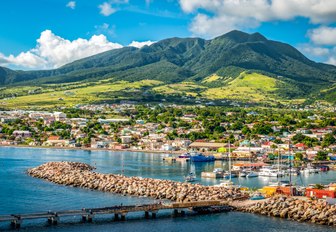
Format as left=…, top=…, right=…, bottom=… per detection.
left=223, top=172, right=237, bottom=179
left=239, top=171, right=247, bottom=177
left=185, top=172, right=196, bottom=182
left=213, top=168, right=224, bottom=174
left=250, top=193, right=265, bottom=200
left=246, top=171, right=258, bottom=178
left=214, top=180, right=240, bottom=188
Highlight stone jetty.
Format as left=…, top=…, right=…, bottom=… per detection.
left=240, top=195, right=336, bottom=226
left=27, top=162, right=336, bottom=227
left=27, top=162, right=244, bottom=202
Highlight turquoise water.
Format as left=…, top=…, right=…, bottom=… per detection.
left=0, top=147, right=335, bottom=231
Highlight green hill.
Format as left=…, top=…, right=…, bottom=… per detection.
left=0, top=30, right=335, bottom=107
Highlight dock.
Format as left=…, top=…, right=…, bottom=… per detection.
left=0, top=201, right=231, bottom=229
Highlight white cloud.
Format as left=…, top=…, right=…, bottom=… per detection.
left=299, top=26, right=336, bottom=66
left=128, top=40, right=155, bottom=48
left=298, top=44, right=330, bottom=57
left=66, top=1, right=76, bottom=9
left=308, top=26, right=336, bottom=46
left=98, top=2, right=116, bottom=16
left=0, top=30, right=123, bottom=70
left=179, top=0, right=336, bottom=37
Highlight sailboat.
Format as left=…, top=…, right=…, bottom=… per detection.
left=246, top=140, right=258, bottom=178
left=216, top=141, right=239, bottom=188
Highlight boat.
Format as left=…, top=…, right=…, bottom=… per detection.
left=178, top=153, right=191, bottom=159
left=221, top=141, right=238, bottom=181
left=163, top=154, right=176, bottom=162
left=246, top=171, right=258, bottom=178
left=189, top=152, right=215, bottom=162
left=185, top=159, right=196, bottom=182
left=258, top=167, right=284, bottom=177
left=300, top=164, right=320, bottom=174
left=250, top=193, right=265, bottom=200
left=214, top=180, right=236, bottom=188
left=269, top=180, right=290, bottom=187
left=223, top=172, right=237, bottom=179
left=286, top=168, right=300, bottom=176
left=185, top=172, right=196, bottom=182
left=239, top=171, right=247, bottom=177
left=213, top=168, right=224, bottom=174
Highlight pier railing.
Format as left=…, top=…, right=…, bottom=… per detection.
left=0, top=200, right=230, bottom=229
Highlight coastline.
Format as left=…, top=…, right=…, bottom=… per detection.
left=0, top=144, right=185, bottom=155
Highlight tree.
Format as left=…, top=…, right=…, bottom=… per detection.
left=322, top=133, right=336, bottom=148
left=315, top=151, right=328, bottom=161
left=294, top=152, right=303, bottom=161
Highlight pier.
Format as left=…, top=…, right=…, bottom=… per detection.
left=0, top=201, right=231, bottom=229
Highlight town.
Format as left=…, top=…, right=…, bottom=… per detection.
left=0, top=104, right=335, bottom=161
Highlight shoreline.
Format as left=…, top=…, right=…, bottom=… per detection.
left=0, top=144, right=185, bottom=155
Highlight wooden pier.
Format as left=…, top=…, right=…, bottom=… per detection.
left=0, top=201, right=231, bottom=229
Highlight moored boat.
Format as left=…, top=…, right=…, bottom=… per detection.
left=190, top=152, right=215, bottom=162
left=185, top=172, right=196, bottom=182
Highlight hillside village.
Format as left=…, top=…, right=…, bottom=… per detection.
left=0, top=104, right=335, bottom=162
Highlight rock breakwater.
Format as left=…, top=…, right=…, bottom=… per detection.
left=27, top=162, right=243, bottom=202
left=241, top=195, right=336, bottom=226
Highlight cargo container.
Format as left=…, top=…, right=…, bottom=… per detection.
left=305, top=188, right=336, bottom=199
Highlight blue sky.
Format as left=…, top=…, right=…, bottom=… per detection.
left=1, top=0, right=336, bottom=70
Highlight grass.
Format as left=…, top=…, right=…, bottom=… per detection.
left=1, top=80, right=163, bottom=108
left=202, top=74, right=223, bottom=83
left=152, top=82, right=206, bottom=96
left=0, top=72, right=309, bottom=108
left=202, top=72, right=280, bottom=101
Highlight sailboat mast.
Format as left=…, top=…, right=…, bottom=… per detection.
left=278, top=147, right=280, bottom=173
left=229, top=141, right=231, bottom=181
left=289, top=140, right=292, bottom=187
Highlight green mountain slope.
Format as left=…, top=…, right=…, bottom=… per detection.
left=0, top=30, right=335, bottom=105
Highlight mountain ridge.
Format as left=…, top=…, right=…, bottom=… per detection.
left=0, top=30, right=335, bottom=104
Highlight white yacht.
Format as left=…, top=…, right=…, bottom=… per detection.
left=246, top=171, right=258, bottom=178
left=258, top=167, right=284, bottom=177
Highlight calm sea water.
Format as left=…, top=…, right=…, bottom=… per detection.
left=0, top=147, right=335, bottom=231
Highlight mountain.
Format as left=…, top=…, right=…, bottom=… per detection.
left=0, top=30, right=336, bottom=106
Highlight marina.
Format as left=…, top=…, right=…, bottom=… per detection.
left=1, top=147, right=336, bottom=231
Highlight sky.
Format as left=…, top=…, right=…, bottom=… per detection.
left=0, top=0, right=336, bottom=70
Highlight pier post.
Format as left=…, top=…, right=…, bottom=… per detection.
left=82, top=214, right=93, bottom=223
left=10, top=218, right=22, bottom=229
left=120, top=213, right=127, bottom=221
left=145, top=211, right=149, bottom=219
left=172, top=209, right=185, bottom=217
left=48, top=215, right=59, bottom=225
left=173, top=209, right=178, bottom=217
left=151, top=210, right=158, bottom=219
left=114, top=213, right=119, bottom=221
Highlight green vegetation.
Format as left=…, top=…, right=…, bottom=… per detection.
left=0, top=30, right=336, bottom=107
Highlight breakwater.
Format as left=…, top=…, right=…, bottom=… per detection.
left=27, top=162, right=244, bottom=202
left=241, top=195, right=336, bottom=226
left=27, top=162, right=336, bottom=227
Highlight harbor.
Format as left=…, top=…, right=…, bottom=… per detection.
left=1, top=147, right=336, bottom=231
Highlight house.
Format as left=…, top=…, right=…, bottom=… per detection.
left=54, top=112, right=66, bottom=121
left=189, top=142, right=227, bottom=152
left=12, top=130, right=32, bottom=138
left=294, top=143, right=307, bottom=150
left=120, top=135, right=132, bottom=144
left=98, top=118, right=129, bottom=124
